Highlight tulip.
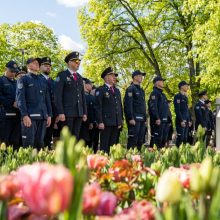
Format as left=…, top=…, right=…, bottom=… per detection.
left=156, top=170, right=182, bottom=203
left=16, top=163, right=73, bottom=216
left=0, top=174, right=18, bottom=200
left=96, top=192, right=117, bottom=216
left=83, top=182, right=102, bottom=215
left=87, top=155, right=109, bottom=170
left=199, top=157, right=213, bottom=187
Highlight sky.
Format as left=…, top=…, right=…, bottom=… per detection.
left=0, top=0, right=89, bottom=53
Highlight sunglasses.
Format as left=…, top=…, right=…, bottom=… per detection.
left=71, top=59, right=81, bottom=64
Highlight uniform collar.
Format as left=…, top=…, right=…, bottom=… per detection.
left=41, top=73, right=49, bottom=80
left=199, top=99, right=205, bottom=104
left=68, top=68, right=77, bottom=75
left=105, top=83, right=113, bottom=88
left=154, top=86, right=163, bottom=93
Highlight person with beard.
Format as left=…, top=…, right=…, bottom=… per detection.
left=148, top=76, right=168, bottom=148
left=79, top=78, right=96, bottom=148
left=16, top=58, right=52, bottom=150
left=124, top=70, right=147, bottom=150
left=39, top=57, right=57, bottom=148
left=173, top=81, right=191, bottom=147
left=0, top=61, right=21, bottom=149
left=95, top=67, right=123, bottom=153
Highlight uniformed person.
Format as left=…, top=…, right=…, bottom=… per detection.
left=194, top=90, right=208, bottom=132
left=16, top=58, right=52, bottom=150
left=55, top=51, right=87, bottom=139
left=124, top=70, right=147, bottom=150
left=173, top=81, right=190, bottom=147
left=79, top=78, right=96, bottom=148
left=0, top=61, right=21, bottom=149
left=16, top=66, right=27, bottom=80
left=39, top=57, right=57, bottom=148
left=166, top=100, right=173, bottom=146
left=148, top=76, right=168, bottom=148
left=205, top=100, right=215, bottom=146
left=95, top=67, right=123, bottom=153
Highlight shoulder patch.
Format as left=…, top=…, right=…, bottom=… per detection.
left=128, top=92, right=132, bottom=97
left=151, top=95, right=155, bottom=100
left=95, top=91, right=100, bottom=96
left=177, top=99, right=180, bottom=103
left=17, top=82, right=23, bottom=89
left=196, top=106, right=200, bottom=109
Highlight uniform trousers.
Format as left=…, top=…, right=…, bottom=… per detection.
left=21, top=119, right=47, bottom=150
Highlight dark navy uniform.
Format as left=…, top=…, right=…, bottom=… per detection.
left=55, top=69, right=87, bottom=138
left=39, top=73, right=57, bottom=148
left=174, top=92, right=190, bottom=147
left=166, top=103, right=173, bottom=144
left=16, top=72, right=52, bottom=149
left=0, top=75, right=21, bottom=149
left=205, top=100, right=215, bottom=146
left=95, top=84, right=123, bottom=153
left=0, top=105, right=5, bottom=142
left=79, top=92, right=96, bottom=147
left=194, top=100, right=208, bottom=130
left=148, top=87, right=169, bottom=148
left=124, top=83, right=146, bottom=150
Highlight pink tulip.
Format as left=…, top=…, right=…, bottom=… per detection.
left=83, top=182, right=102, bottom=215
left=87, top=155, right=109, bottom=170
left=131, top=155, right=142, bottom=163
left=0, top=174, right=19, bottom=200
left=16, top=163, right=73, bottom=216
left=96, top=192, right=117, bottom=216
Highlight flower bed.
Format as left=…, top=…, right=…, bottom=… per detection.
left=1, top=127, right=220, bottom=220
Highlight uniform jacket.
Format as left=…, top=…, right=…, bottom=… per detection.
left=194, top=100, right=208, bottom=129
left=16, top=73, right=52, bottom=120
left=0, top=76, right=20, bottom=118
left=95, top=84, right=123, bottom=126
left=39, top=74, right=57, bottom=116
left=124, top=83, right=146, bottom=122
left=148, top=87, right=168, bottom=122
left=55, top=69, right=87, bottom=117
left=174, top=92, right=190, bottom=123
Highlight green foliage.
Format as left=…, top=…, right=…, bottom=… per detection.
left=0, top=21, right=68, bottom=78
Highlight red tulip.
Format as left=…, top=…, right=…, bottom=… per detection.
left=16, top=163, right=73, bottom=216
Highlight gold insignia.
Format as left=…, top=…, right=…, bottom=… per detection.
left=151, top=95, right=155, bottom=100
left=105, top=92, right=110, bottom=97
left=177, top=99, right=180, bottom=103
left=128, top=92, right=132, bottom=97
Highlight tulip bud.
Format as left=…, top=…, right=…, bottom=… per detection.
left=199, top=157, right=213, bottom=188
left=156, top=171, right=182, bottom=203
left=190, top=168, right=204, bottom=193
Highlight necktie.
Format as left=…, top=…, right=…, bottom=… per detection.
left=110, top=86, right=115, bottom=95
left=73, top=72, right=77, bottom=81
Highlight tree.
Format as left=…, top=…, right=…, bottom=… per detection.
left=0, top=22, right=68, bottom=78
left=186, top=0, right=220, bottom=99
left=78, top=0, right=213, bottom=110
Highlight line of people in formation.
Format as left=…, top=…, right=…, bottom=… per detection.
left=0, top=51, right=216, bottom=153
